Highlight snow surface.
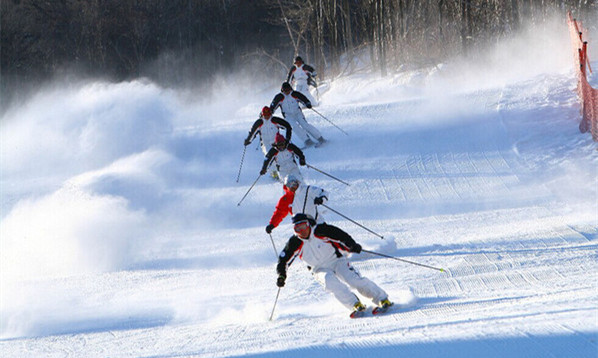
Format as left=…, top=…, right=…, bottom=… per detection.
left=1, top=20, right=597, bottom=358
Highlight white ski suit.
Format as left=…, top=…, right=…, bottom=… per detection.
left=277, top=223, right=388, bottom=310
left=261, top=143, right=305, bottom=183
left=270, top=91, right=323, bottom=146
left=291, top=184, right=327, bottom=225
left=245, top=115, right=292, bottom=155
left=289, top=64, right=317, bottom=105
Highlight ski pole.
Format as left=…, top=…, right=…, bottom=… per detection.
left=362, top=249, right=445, bottom=272
left=237, top=174, right=262, bottom=206
left=309, top=108, right=349, bottom=136
left=236, top=145, right=247, bottom=183
left=321, top=204, right=384, bottom=239
left=268, top=233, right=279, bottom=257
left=269, top=287, right=281, bottom=321
left=306, top=164, right=350, bottom=186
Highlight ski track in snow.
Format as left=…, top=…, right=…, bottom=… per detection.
left=1, top=59, right=597, bottom=357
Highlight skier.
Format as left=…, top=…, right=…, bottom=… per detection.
left=270, top=82, right=325, bottom=149
left=276, top=213, right=393, bottom=318
left=260, top=134, right=306, bottom=183
left=265, top=174, right=327, bottom=235
left=286, top=56, right=318, bottom=106
left=244, top=106, right=292, bottom=156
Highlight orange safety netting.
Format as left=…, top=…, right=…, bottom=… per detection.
left=567, top=12, right=598, bottom=141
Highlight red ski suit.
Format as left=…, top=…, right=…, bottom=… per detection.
left=269, top=186, right=295, bottom=227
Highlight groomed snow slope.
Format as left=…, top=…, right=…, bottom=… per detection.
left=1, top=21, right=597, bottom=358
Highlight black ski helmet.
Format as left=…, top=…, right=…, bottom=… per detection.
left=294, top=56, right=303, bottom=63
left=292, top=213, right=316, bottom=226
left=281, top=82, right=292, bottom=92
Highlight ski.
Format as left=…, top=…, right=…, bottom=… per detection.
left=349, top=309, right=367, bottom=319
left=350, top=302, right=396, bottom=318
left=372, top=303, right=394, bottom=315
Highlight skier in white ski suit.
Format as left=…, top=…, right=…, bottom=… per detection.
left=287, top=56, right=317, bottom=106
left=265, top=174, right=327, bottom=234
left=244, top=106, right=292, bottom=155
left=276, top=213, right=392, bottom=317
left=270, top=82, right=325, bottom=148
left=260, top=134, right=305, bottom=183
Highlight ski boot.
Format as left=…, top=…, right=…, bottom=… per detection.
left=350, top=301, right=367, bottom=319
left=372, top=298, right=393, bottom=315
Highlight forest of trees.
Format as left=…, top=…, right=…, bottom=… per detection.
left=1, top=0, right=596, bottom=105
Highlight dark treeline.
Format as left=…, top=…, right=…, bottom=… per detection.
left=1, top=0, right=596, bottom=106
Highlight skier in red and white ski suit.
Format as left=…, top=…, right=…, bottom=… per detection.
left=270, top=82, right=325, bottom=148
left=286, top=56, right=317, bottom=106
left=260, top=135, right=306, bottom=183
left=275, top=213, right=391, bottom=316
left=265, top=175, right=327, bottom=234
left=244, top=106, right=292, bottom=156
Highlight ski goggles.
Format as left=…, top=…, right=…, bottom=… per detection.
left=293, top=221, right=310, bottom=233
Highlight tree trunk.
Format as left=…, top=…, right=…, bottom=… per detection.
left=460, top=0, right=472, bottom=55
left=378, top=0, right=387, bottom=76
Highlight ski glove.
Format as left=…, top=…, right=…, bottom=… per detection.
left=314, top=196, right=327, bottom=205
left=299, top=158, right=306, bottom=166
left=350, top=243, right=362, bottom=254
left=266, top=224, right=275, bottom=234
left=277, top=274, right=286, bottom=287
left=244, top=138, right=251, bottom=146
left=306, top=103, right=312, bottom=109
left=260, top=168, right=267, bottom=175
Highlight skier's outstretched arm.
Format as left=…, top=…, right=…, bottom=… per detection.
left=276, top=236, right=303, bottom=282
left=269, top=190, right=293, bottom=228
left=260, top=149, right=276, bottom=175
left=288, top=143, right=306, bottom=165
left=270, top=94, right=284, bottom=113
left=286, top=67, right=295, bottom=83
left=292, top=91, right=311, bottom=107
left=314, top=224, right=361, bottom=253
left=272, top=116, right=292, bottom=142
left=313, top=187, right=328, bottom=205
left=245, top=119, right=262, bottom=145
